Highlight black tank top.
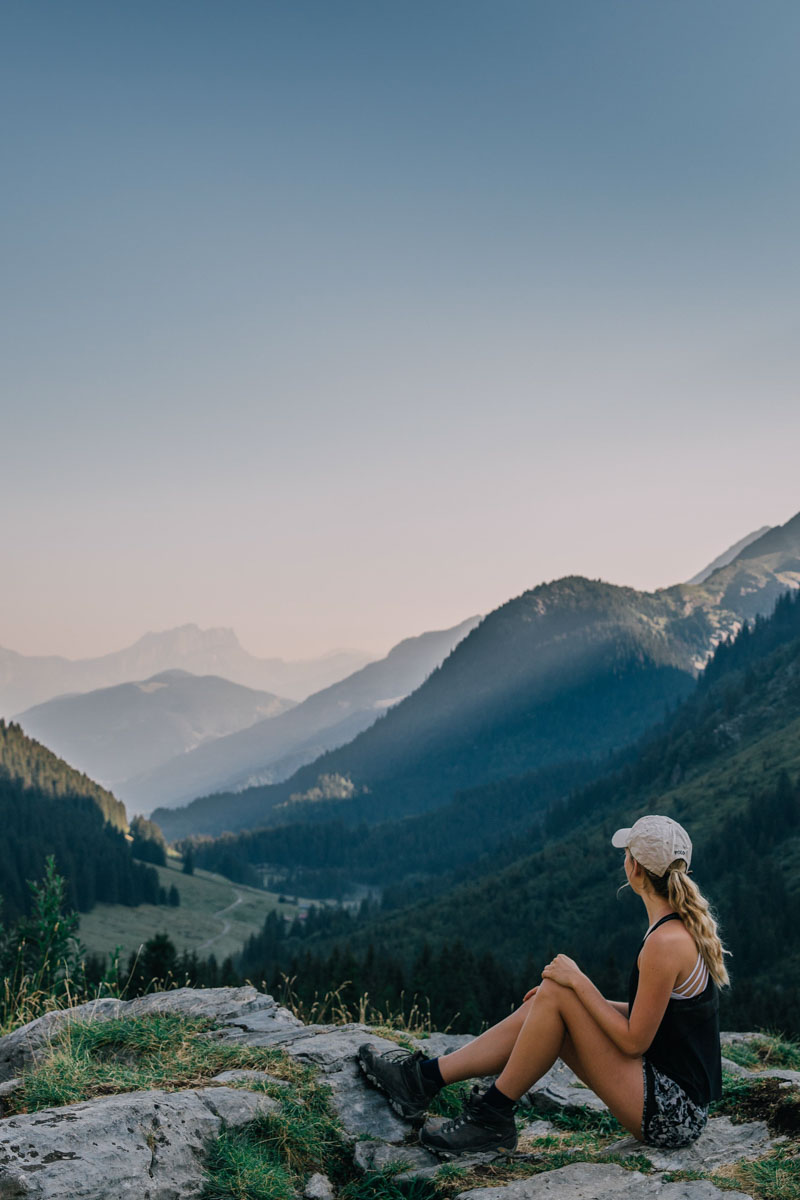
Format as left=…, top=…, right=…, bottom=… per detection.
left=627, top=913, right=722, bottom=1106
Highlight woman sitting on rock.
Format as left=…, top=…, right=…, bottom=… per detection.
left=358, top=814, right=727, bottom=1157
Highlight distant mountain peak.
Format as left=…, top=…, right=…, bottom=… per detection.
left=130, top=624, right=243, bottom=651
left=687, top=526, right=773, bottom=585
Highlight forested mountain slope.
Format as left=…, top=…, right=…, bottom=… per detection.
left=238, top=589, right=800, bottom=1035
left=156, top=509, right=800, bottom=841
left=0, top=721, right=165, bottom=924
left=0, top=718, right=126, bottom=830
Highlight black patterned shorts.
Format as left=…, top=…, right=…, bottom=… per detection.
left=641, top=1057, right=709, bottom=1148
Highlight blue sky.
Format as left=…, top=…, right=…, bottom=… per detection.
left=2, top=2, right=799, bottom=659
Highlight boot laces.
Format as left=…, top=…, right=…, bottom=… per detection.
left=382, top=1047, right=423, bottom=1069
left=443, top=1087, right=485, bottom=1132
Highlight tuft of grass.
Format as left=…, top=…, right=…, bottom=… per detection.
left=427, top=1080, right=474, bottom=1119
left=714, top=1149, right=800, bottom=1200
left=712, top=1071, right=800, bottom=1135
left=724, top=1033, right=800, bottom=1073
left=338, top=1169, right=439, bottom=1200
left=544, top=1104, right=625, bottom=1138
left=662, top=1169, right=709, bottom=1183
left=9, top=1011, right=308, bottom=1115
left=202, top=1129, right=296, bottom=1200
left=201, top=1074, right=351, bottom=1200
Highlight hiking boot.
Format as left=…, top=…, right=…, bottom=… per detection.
left=356, top=1044, right=441, bottom=1121
left=419, top=1086, right=518, bottom=1158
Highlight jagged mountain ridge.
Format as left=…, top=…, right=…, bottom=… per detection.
left=15, top=671, right=295, bottom=793
left=153, top=509, right=800, bottom=842
left=0, top=624, right=374, bottom=715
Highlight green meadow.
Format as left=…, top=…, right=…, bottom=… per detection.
left=76, top=854, right=300, bottom=966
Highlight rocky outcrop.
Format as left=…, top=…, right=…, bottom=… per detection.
left=0, top=986, right=296, bottom=1082
left=0, top=988, right=791, bottom=1199
left=0, top=1086, right=277, bottom=1199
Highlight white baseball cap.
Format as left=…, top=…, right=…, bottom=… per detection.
left=612, top=814, right=692, bottom=877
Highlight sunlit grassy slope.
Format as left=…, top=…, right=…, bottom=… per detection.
left=76, top=854, right=298, bottom=964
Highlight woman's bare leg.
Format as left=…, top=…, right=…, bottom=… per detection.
left=437, top=996, right=534, bottom=1084
left=494, top=979, right=644, bottom=1137
left=436, top=981, right=644, bottom=1139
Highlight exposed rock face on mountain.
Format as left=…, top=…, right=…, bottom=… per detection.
left=15, top=670, right=295, bottom=793
left=0, top=625, right=374, bottom=716
left=0, top=986, right=788, bottom=1198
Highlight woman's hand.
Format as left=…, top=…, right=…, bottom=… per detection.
left=541, top=954, right=583, bottom=990
left=522, top=985, right=539, bottom=1002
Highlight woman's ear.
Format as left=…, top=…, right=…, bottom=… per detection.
left=628, top=855, right=644, bottom=883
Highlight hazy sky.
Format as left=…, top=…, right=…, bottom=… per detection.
left=2, top=2, right=799, bottom=661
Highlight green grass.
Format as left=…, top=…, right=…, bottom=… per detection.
left=427, top=1080, right=473, bottom=1119
left=544, top=1104, right=625, bottom=1138
left=715, top=1149, right=800, bottom=1200
left=725, top=1034, right=800, bottom=1072
left=338, top=1171, right=439, bottom=1200
left=75, top=856, right=299, bottom=963
left=201, top=1075, right=351, bottom=1200
left=8, top=1011, right=309, bottom=1115
left=712, top=1071, right=800, bottom=1135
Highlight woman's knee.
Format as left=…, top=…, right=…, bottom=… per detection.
left=536, top=978, right=569, bottom=1003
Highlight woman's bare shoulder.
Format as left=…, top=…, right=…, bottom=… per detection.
left=640, top=919, right=696, bottom=965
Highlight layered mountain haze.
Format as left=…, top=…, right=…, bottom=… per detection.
left=126, top=616, right=481, bottom=815
left=15, top=671, right=295, bottom=793
left=154, top=509, right=800, bottom=842
left=0, top=624, right=373, bottom=715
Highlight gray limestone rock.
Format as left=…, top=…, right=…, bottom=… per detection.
left=0, top=1085, right=274, bottom=1199
left=524, top=1060, right=608, bottom=1115
left=305, top=1029, right=430, bottom=1142
left=194, top=1084, right=278, bottom=1124
left=353, top=1138, right=437, bottom=1174
left=606, top=1114, right=781, bottom=1171
left=353, top=1136, right=507, bottom=1182
left=324, top=1062, right=410, bottom=1143
left=454, top=1161, right=750, bottom=1199
left=279, top=1024, right=399, bottom=1072
left=410, top=1032, right=474, bottom=1057
left=304, top=1171, right=335, bottom=1200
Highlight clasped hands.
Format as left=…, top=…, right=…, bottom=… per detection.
left=523, top=953, right=582, bottom=1001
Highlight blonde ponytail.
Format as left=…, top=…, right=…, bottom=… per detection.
left=666, top=865, right=730, bottom=988
left=637, top=857, right=731, bottom=988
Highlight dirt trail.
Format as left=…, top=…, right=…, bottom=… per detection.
left=196, top=888, right=245, bottom=953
